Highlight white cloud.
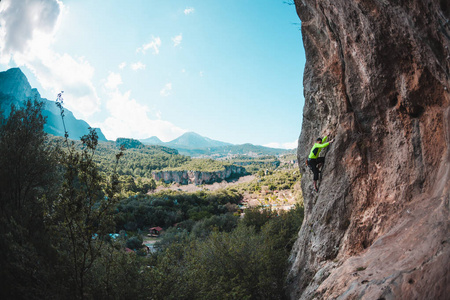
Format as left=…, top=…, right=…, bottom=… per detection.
left=12, top=35, right=101, bottom=118
left=160, top=83, right=172, bottom=97
left=131, top=62, right=146, bottom=70
left=118, top=62, right=126, bottom=69
left=0, top=0, right=61, bottom=59
left=137, top=36, right=161, bottom=54
left=199, top=71, right=204, bottom=77
left=184, top=7, right=195, bottom=15
left=264, top=140, right=298, bottom=149
left=0, top=0, right=101, bottom=119
left=104, top=72, right=122, bottom=90
left=172, top=33, right=182, bottom=47
left=94, top=88, right=186, bottom=141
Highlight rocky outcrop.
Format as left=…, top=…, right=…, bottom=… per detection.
left=0, top=68, right=41, bottom=106
left=152, top=165, right=247, bottom=185
left=289, top=0, right=449, bottom=299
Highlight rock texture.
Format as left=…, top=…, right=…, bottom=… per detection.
left=289, top=0, right=450, bottom=299
left=152, top=165, right=247, bottom=185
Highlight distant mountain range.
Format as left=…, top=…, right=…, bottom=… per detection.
left=0, top=68, right=107, bottom=141
left=140, top=132, right=232, bottom=149
left=0, top=68, right=294, bottom=158
left=140, top=136, right=163, bottom=145
left=139, top=132, right=292, bottom=158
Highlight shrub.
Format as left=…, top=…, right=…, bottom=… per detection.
left=126, top=236, right=143, bottom=250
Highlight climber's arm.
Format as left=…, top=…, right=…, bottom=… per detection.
left=316, top=141, right=330, bottom=148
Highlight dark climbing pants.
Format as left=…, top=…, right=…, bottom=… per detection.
left=308, top=157, right=325, bottom=181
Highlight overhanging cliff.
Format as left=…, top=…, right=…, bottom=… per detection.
left=289, top=0, right=449, bottom=299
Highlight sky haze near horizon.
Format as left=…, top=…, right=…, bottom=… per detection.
left=0, top=0, right=305, bottom=149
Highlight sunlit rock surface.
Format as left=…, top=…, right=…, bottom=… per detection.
left=289, top=0, right=449, bottom=299
left=152, top=165, right=247, bottom=185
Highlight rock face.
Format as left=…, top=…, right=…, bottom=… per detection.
left=0, top=68, right=41, bottom=107
left=152, top=165, right=247, bottom=185
left=289, top=0, right=449, bottom=299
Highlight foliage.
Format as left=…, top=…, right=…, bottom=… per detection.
left=146, top=205, right=304, bottom=299
left=115, top=137, right=144, bottom=149
left=126, top=236, right=143, bottom=250
left=47, top=135, right=190, bottom=178
left=0, top=100, right=58, bottom=212
left=190, top=213, right=239, bottom=239
left=118, top=175, right=157, bottom=197
left=45, top=126, right=123, bottom=298
left=229, top=155, right=281, bottom=174
left=241, top=207, right=278, bottom=232
left=0, top=100, right=60, bottom=299
left=0, top=98, right=305, bottom=299
left=228, top=169, right=301, bottom=194
left=163, top=158, right=233, bottom=172
left=88, top=243, right=152, bottom=299
left=115, top=189, right=242, bottom=230
left=153, top=227, right=190, bottom=252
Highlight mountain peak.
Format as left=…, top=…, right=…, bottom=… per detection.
left=0, top=68, right=107, bottom=141
left=168, top=132, right=232, bottom=149
left=0, top=68, right=35, bottom=101
left=178, top=131, right=205, bottom=140
left=140, top=136, right=163, bottom=145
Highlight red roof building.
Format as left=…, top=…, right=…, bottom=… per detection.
left=148, top=227, right=163, bottom=236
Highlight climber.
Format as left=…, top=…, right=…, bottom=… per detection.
left=307, top=136, right=333, bottom=192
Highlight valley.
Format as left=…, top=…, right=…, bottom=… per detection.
left=2, top=0, right=447, bottom=298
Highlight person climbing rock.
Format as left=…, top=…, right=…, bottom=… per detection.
left=307, top=135, right=333, bottom=192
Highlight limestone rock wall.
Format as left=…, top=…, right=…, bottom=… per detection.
left=289, top=0, right=450, bottom=299
left=152, top=165, right=247, bottom=185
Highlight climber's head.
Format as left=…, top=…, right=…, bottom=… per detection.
left=316, top=137, right=322, bottom=143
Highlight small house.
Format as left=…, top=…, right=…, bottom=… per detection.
left=148, top=226, right=163, bottom=237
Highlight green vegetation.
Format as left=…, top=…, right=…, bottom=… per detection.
left=115, top=189, right=242, bottom=230
left=172, top=142, right=292, bottom=157
left=228, top=169, right=301, bottom=193
left=163, top=158, right=234, bottom=172
left=279, top=153, right=297, bottom=161
left=0, top=100, right=60, bottom=299
left=115, top=137, right=146, bottom=149
left=257, top=169, right=301, bottom=191
left=0, top=99, right=304, bottom=299
left=146, top=205, right=304, bottom=299
left=228, top=155, right=281, bottom=174
left=48, top=135, right=191, bottom=178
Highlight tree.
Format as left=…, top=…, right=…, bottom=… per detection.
left=46, top=127, right=123, bottom=299
left=241, top=207, right=277, bottom=232
left=126, top=236, right=143, bottom=250
left=0, top=100, right=60, bottom=299
left=0, top=100, right=58, bottom=213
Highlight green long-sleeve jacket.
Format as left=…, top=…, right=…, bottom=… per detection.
left=308, top=136, right=329, bottom=159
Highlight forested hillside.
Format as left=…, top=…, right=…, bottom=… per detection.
left=0, top=100, right=304, bottom=299
left=48, top=135, right=190, bottom=178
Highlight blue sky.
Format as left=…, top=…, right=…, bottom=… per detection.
left=0, top=0, right=305, bottom=148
